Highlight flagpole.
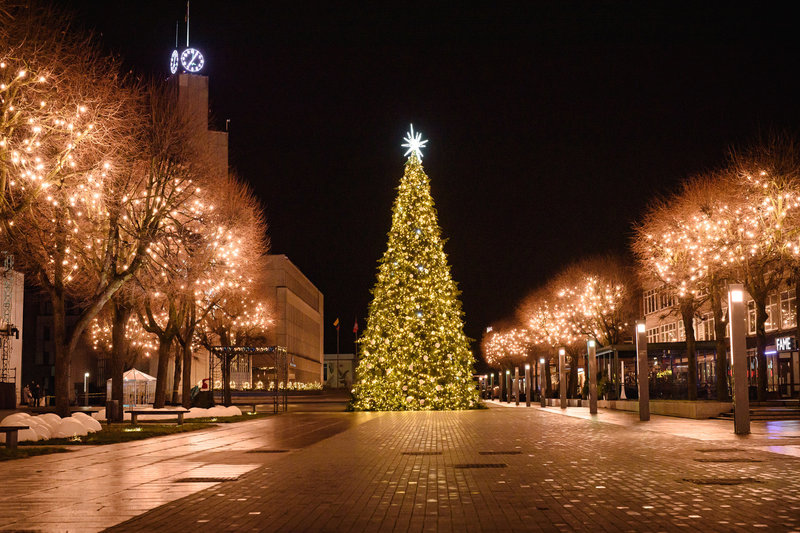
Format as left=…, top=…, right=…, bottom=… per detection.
left=336, top=323, right=340, bottom=388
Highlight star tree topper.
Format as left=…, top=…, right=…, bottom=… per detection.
left=402, top=124, right=428, bottom=160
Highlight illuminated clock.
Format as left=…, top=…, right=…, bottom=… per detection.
left=180, top=48, right=205, bottom=73
left=169, top=50, right=179, bottom=74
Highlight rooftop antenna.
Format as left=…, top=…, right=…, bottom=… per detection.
left=186, top=0, right=190, bottom=47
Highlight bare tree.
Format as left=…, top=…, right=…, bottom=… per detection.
left=195, top=176, right=270, bottom=405
left=723, top=136, right=800, bottom=401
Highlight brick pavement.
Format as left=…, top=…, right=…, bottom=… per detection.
left=0, top=413, right=365, bottom=532
left=108, top=405, right=800, bottom=532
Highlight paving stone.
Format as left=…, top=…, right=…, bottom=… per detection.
left=105, top=405, right=800, bottom=532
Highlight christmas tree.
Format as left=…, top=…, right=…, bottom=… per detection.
left=352, top=126, right=479, bottom=410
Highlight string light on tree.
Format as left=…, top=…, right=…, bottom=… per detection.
left=352, top=125, right=478, bottom=410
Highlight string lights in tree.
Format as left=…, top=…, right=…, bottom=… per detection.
left=352, top=126, right=478, bottom=410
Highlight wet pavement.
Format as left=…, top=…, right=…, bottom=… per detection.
left=3, top=404, right=800, bottom=531
left=0, top=412, right=366, bottom=532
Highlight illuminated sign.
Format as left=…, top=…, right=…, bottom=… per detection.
left=776, top=336, right=796, bottom=352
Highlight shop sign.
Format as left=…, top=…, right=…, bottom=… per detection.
left=776, top=336, right=796, bottom=352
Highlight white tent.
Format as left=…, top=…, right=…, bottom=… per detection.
left=105, top=368, right=157, bottom=406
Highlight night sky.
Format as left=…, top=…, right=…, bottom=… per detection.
left=71, top=2, right=800, bottom=363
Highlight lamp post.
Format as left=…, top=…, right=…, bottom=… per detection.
left=483, top=374, right=488, bottom=399
left=525, top=364, right=531, bottom=407
left=514, top=367, right=520, bottom=406
left=728, top=283, right=750, bottom=435
left=539, top=358, right=546, bottom=407
left=587, top=339, right=597, bottom=415
left=84, top=372, right=90, bottom=407
left=498, top=371, right=503, bottom=402
left=635, top=320, right=650, bottom=421
left=505, top=370, right=511, bottom=404
left=558, top=347, right=567, bottom=409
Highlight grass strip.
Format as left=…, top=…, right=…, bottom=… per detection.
left=20, top=411, right=273, bottom=446
left=0, top=446, right=72, bottom=461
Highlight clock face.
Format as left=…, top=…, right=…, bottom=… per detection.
left=180, top=48, right=205, bottom=73
left=169, top=50, right=179, bottom=74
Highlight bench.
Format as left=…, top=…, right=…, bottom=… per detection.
left=126, top=409, right=188, bottom=426
left=0, top=426, right=29, bottom=450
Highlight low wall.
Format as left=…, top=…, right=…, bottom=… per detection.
left=546, top=398, right=583, bottom=408
left=596, top=399, right=732, bottom=419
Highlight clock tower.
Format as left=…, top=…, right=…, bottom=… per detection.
left=166, top=2, right=228, bottom=186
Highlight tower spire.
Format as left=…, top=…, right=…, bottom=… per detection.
left=185, top=1, right=190, bottom=47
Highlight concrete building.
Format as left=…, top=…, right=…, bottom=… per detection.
left=262, top=255, right=324, bottom=384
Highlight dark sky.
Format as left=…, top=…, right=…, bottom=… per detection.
left=71, top=1, right=800, bottom=362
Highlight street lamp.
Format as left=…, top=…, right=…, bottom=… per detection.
left=84, top=372, right=90, bottom=407
left=539, top=357, right=546, bottom=407
left=587, top=339, right=597, bottom=415
left=559, top=347, right=567, bottom=410
left=728, top=284, right=750, bottom=435
left=635, top=320, right=649, bottom=421
left=505, top=370, right=511, bottom=404
left=524, top=364, right=531, bottom=407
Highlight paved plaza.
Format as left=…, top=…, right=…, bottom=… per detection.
left=2, top=405, right=800, bottom=532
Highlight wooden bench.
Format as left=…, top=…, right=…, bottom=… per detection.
left=0, top=426, right=29, bottom=450
left=126, top=409, right=188, bottom=426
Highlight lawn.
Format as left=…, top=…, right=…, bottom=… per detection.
left=0, top=446, right=72, bottom=462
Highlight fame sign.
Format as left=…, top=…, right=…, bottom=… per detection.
left=776, top=336, right=796, bottom=352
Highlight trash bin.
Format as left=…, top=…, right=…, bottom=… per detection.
left=106, top=400, right=120, bottom=422
left=193, top=391, right=214, bottom=408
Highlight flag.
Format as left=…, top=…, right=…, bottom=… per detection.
left=353, top=318, right=359, bottom=334
left=333, top=318, right=339, bottom=330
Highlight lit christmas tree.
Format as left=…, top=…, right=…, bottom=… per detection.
left=352, top=126, right=479, bottom=410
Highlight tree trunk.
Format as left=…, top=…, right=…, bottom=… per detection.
left=710, top=282, right=729, bottom=401
left=52, top=292, right=71, bottom=417
left=544, top=355, right=552, bottom=397
left=171, top=343, right=182, bottom=404
left=181, top=304, right=196, bottom=409
left=153, top=337, right=173, bottom=408
left=680, top=297, right=698, bottom=401
left=110, top=299, right=133, bottom=421
left=568, top=354, right=578, bottom=399
left=755, top=301, right=769, bottom=402
left=583, top=351, right=591, bottom=399
left=222, top=355, right=232, bottom=406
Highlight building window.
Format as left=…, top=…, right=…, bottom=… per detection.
left=780, top=290, right=797, bottom=330
left=647, top=327, right=658, bottom=343
left=644, top=289, right=658, bottom=315
left=765, top=293, right=779, bottom=332
left=747, top=300, right=756, bottom=335
left=660, top=322, right=677, bottom=342
left=677, top=319, right=685, bottom=342
left=660, top=291, right=675, bottom=311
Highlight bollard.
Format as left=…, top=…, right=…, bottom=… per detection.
left=559, top=347, right=567, bottom=409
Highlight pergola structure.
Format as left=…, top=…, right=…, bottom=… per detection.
left=209, top=345, right=289, bottom=413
